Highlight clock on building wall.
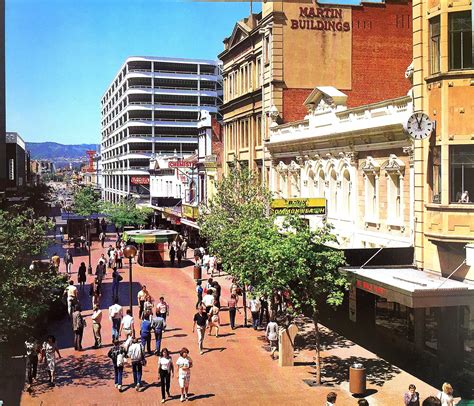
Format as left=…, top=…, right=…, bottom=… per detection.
left=405, top=112, right=434, bottom=140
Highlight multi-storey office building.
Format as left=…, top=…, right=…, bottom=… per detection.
left=100, top=56, right=222, bottom=203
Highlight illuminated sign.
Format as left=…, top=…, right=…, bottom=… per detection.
left=271, top=198, right=326, bottom=215
left=291, top=7, right=351, bottom=32
left=130, top=176, right=150, bottom=185
left=169, top=160, right=197, bottom=168
left=356, top=280, right=387, bottom=297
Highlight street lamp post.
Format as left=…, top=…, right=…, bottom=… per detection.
left=87, top=220, right=93, bottom=274
left=123, top=245, right=138, bottom=317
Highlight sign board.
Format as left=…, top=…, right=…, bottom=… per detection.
left=271, top=198, right=326, bottom=215
left=169, top=160, right=197, bottom=168
left=182, top=204, right=199, bottom=220
left=356, top=279, right=387, bottom=297
left=130, top=176, right=150, bottom=185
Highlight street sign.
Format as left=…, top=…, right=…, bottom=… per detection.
left=130, top=176, right=150, bottom=185
left=169, top=160, right=197, bottom=168
left=271, top=198, right=326, bottom=215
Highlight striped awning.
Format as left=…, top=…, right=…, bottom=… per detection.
left=123, top=229, right=178, bottom=244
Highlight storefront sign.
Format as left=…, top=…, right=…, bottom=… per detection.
left=182, top=204, right=199, bottom=220
left=169, top=160, right=197, bottom=168
left=356, top=279, right=387, bottom=297
left=130, top=176, right=150, bottom=185
left=271, top=198, right=326, bottom=215
left=291, top=7, right=351, bottom=32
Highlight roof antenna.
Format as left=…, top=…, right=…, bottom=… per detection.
left=250, top=0, right=253, bottom=15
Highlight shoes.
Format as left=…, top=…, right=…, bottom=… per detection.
left=180, top=395, right=184, bottom=402
left=161, top=400, right=165, bottom=404
left=117, top=385, right=122, bottom=391
left=200, top=351, right=204, bottom=355
left=115, top=384, right=118, bottom=388
left=167, top=391, right=171, bottom=397
left=136, top=384, right=140, bottom=391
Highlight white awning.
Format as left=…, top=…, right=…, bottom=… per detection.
left=342, top=266, right=474, bottom=308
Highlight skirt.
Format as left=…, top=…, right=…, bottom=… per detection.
left=178, top=370, right=191, bottom=388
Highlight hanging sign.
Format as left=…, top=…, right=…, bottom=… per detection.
left=271, top=198, right=326, bottom=215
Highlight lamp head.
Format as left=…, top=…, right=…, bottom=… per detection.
left=123, top=245, right=138, bottom=259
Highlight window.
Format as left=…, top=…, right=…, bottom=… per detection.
left=388, top=173, right=402, bottom=221
left=341, top=169, right=351, bottom=218
left=317, top=170, right=325, bottom=198
left=429, top=16, right=440, bottom=74
left=450, top=145, right=474, bottom=203
left=375, top=298, right=414, bottom=342
left=365, top=174, right=378, bottom=220
left=329, top=169, right=337, bottom=215
left=449, top=11, right=473, bottom=70
left=264, top=35, right=270, bottom=64
left=255, top=115, right=262, bottom=146
left=306, top=170, right=316, bottom=198
left=424, top=308, right=439, bottom=353
left=256, top=57, right=262, bottom=88
left=430, top=145, right=442, bottom=203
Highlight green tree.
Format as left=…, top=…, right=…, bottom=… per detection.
left=0, top=208, right=66, bottom=338
left=199, top=167, right=347, bottom=384
left=73, top=186, right=102, bottom=216
left=103, top=199, right=153, bottom=231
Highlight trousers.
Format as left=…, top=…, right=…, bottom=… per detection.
left=132, top=361, right=142, bottom=386
left=159, top=369, right=171, bottom=399
left=196, top=326, right=205, bottom=351
left=93, top=323, right=101, bottom=347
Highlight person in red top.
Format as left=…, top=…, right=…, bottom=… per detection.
left=227, top=294, right=240, bottom=330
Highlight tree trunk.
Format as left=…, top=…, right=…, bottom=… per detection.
left=312, top=311, right=322, bottom=385
left=242, top=285, right=248, bottom=327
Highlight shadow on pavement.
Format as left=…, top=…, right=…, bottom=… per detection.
left=188, top=393, right=215, bottom=401
left=316, top=355, right=402, bottom=387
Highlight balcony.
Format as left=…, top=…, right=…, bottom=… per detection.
left=424, top=203, right=474, bottom=242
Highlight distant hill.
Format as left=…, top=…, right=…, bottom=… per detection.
left=26, top=142, right=99, bottom=160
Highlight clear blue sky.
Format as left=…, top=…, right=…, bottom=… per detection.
left=6, top=0, right=373, bottom=145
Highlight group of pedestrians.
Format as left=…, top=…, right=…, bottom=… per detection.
left=169, top=237, right=188, bottom=267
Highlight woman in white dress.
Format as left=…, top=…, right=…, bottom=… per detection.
left=176, top=347, right=193, bottom=402
left=40, top=335, right=62, bottom=386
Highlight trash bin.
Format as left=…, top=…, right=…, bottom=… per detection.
left=193, top=264, right=202, bottom=280
left=349, top=363, right=366, bottom=395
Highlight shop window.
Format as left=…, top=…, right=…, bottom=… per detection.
left=429, top=16, right=441, bottom=74
left=425, top=308, right=439, bottom=353
left=450, top=145, right=474, bottom=203
left=449, top=11, right=473, bottom=70
left=461, top=305, right=474, bottom=367
left=430, top=145, right=442, bottom=203
left=375, top=298, right=414, bottom=342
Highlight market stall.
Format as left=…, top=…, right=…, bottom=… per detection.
left=123, top=229, right=178, bottom=267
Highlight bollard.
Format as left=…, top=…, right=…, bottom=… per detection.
left=349, top=363, right=366, bottom=395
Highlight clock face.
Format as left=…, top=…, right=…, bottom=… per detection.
left=406, top=112, right=434, bottom=140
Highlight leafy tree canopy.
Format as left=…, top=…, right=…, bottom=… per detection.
left=73, top=186, right=102, bottom=217
left=103, top=199, right=153, bottom=231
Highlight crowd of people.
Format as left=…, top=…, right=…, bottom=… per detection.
left=24, top=227, right=462, bottom=404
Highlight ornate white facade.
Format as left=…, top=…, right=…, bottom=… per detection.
left=267, top=87, right=414, bottom=249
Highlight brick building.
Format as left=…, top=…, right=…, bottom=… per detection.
left=219, top=0, right=413, bottom=182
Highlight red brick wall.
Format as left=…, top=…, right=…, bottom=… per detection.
left=282, top=1, right=412, bottom=123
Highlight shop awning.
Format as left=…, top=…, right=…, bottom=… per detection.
left=123, top=229, right=178, bottom=244
left=342, top=266, right=474, bottom=308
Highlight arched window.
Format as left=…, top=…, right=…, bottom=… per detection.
left=317, top=169, right=325, bottom=198
left=341, top=168, right=351, bottom=217
left=388, top=173, right=402, bottom=220
left=307, top=169, right=316, bottom=197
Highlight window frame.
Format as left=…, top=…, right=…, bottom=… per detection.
left=448, top=11, right=473, bottom=71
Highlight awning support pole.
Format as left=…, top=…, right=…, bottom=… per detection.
left=435, top=259, right=466, bottom=290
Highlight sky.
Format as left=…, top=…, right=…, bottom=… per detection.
left=6, top=0, right=373, bottom=145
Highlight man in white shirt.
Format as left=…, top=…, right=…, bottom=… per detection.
left=248, top=297, right=261, bottom=330
left=63, top=280, right=78, bottom=318
left=202, top=291, right=215, bottom=314
left=120, top=309, right=134, bottom=338
left=127, top=338, right=145, bottom=391
left=91, top=305, right=102, bottom=348
left=108, top=299, right=123, bottom=342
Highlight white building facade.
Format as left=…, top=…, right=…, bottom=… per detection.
left=100, top=56, right=222, bottom=203
left=267, top=87, right=414, bottom=249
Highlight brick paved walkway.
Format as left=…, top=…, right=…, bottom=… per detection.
left=20, top=237, right=439, bottom=406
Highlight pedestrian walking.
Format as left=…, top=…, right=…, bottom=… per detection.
left=169, top=245, right=176, bottom=266
left=227, top=294, right=240, bottom=330
left=101, top=218, right=107, bottom=233
left=51, top=252, right=60, bottom=273
left=117, top=247, right=124, bottom=269
left=151, top=311, right=166, bottom=354
left=77, top=262, right=87, bottom=292
left=90, top=277, right=101, bottom=308
left=143, top=295, right=154, bottom=320
left=40, top=335, right=62, bottom=387
left=63, top=279, right=78, bottom=318
left=437, top=383, right=454, bottom=406
left=259, top=296, right=270, bottom=326
left=63, top=249, right=73, bottom=275
left=180, top=239, right=187, bottom=259
left=266, top=317, right=279, bottom=360
left=404, top=384, right=420, bottom=406
left=192, top=306, right=208, bottom=355
left=195, top=281, right=203, bottom=309
left=112, top=267, right=123, bottom=301
left=158, top=348, right=174, bottom=403
left=109, top=299, right=123, bottom=342
left=176, top=247, right=183, bottom=267
left=326, top=391, right=337, bottom=406
left=72, top=304, right=86, bottom=351
left=208, top=255, right=216, bottom=276
left=91, top=305, right=103, bottom=348
left=108, top=339, right=126, bottom=391
left=230, top=278, right=240, bottom=305
left=137, top=286, right=149, bottom=319
left=202, top=290, right=215, bottom=315
left=95, top=261, right=106, bottom=286
left=59, top=226, right=64, bottom=242
left=156, top=297, right=169, bottom=322
left=24, top=338, right=39, bottom=391
left=140, top=316, right=153, bottom=354
left=208, top=300, right=220, bottom=337
left=212, top=281, right=221, bottom=308
left=99, top=231, right=106, bottom=248
left=176, top=347, right=193, bottom=402
left=127, top=338, right=146, bottom=391
left=248, top=296, right=261, bottom=330
left=120, top=309, right=135, bottom=339
left=202, top=253, right=210, bottom=274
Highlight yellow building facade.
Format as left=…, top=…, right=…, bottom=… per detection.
left=413, top=0, right=474, bottom=282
